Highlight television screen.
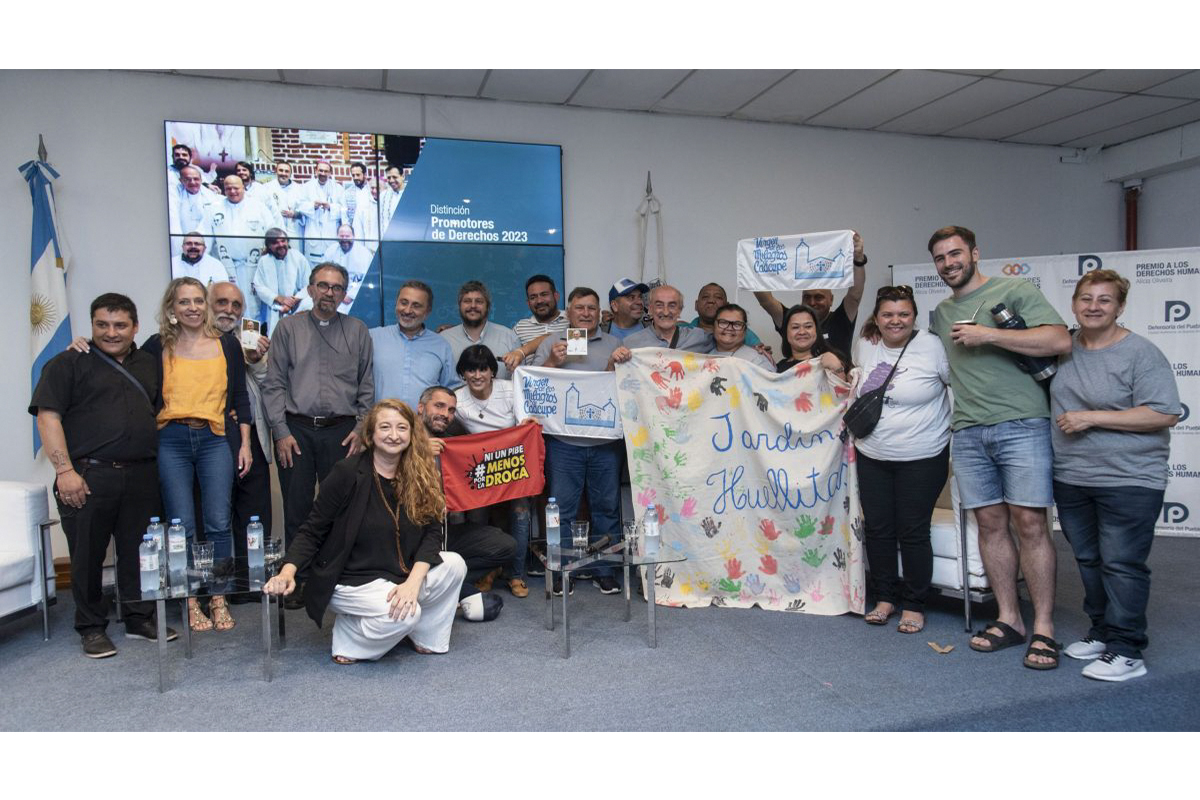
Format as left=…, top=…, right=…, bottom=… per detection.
left=164, top=121, right=564, bottom=333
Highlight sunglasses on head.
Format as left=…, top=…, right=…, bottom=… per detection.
left=876, top=285, right=913, bottom=299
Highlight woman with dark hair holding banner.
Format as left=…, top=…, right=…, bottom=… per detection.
left=264, top=399, right=466, bottom=664
left=775, top=304, right=850, bottom=376
left=1051, top=270, right=1180, bottom=682
left=454, top=344, right=532, bottom=598
left=851, top=286, right=951, bottom=634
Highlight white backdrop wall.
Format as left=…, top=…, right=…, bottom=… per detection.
left=0, top=69, right=1154, bottom=554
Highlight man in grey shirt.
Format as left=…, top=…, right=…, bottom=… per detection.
left=439, top=280, right=522, bottom=381
left=262, top=262, right=374, bottom=607
left=623, top=284, right=715, bottom=353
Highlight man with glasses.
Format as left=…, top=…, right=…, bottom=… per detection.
left=262, top=263, right=374, bottom=608
left=623, top=284, right=715, bottom=353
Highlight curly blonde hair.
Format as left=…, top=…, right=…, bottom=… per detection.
left=361, top=399, right=445, bottom=525
left=157, top=277, right=222, bottom=357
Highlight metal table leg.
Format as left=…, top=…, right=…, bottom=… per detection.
left=561, top=568, right=570, bottom=659
left=646, top=567, right=657, bottom=648
left=276, top=593, right=286, bottom=649
left=181, top=598, right=193, bottom=658
left=262, top=592, right=273, bottom=682
left=623, top=560, right=632, bottom=622
left=545, top=569, right=554, bottom=630
left=156, top=598, right=168, bottom=693
left=37, top=521, right=56, bottom=641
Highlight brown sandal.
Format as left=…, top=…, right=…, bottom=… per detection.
left=332, top=654, right=358, bottom=665
left=897, top=614, right=925, bottom=634
left=188, top=598, right=214, bottom=632
left=864, top=603, right=896, bottom=625
left=210, top=596, right=236, bottom=631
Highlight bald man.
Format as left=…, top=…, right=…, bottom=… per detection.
left=212, top=174, right=279, bottom=321
left=623, top=284, right=715, bottom=353
left=298, top=160, right=346, bottom=265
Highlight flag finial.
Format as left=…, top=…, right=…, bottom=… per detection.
left=37, top=134, right=47, bottom=163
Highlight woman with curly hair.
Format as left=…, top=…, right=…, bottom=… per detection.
left=264, top=399, right=466, bottom=664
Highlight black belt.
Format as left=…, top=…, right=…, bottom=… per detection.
left=286, top=413, right=356, bottom=430
left=78, top=457, right=156, bottom=469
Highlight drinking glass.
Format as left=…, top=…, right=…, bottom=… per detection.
left=570, top=520, right=590, bottom=549
left=622, top=521, right=638, bottom=556
left=264, top=538, right=282, bottom=564
left=191, top=542, right=215, bottom=570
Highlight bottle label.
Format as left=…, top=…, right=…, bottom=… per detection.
left=247, top=532, right=260, bottom=549
left=140, top=554, right=158, bottom=571
left=546, top=511, right=559, bottom=528
left=169, top=538, right=185, bottom=553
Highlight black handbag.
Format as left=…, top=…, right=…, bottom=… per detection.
left=843, top=332, right=915, bottom=440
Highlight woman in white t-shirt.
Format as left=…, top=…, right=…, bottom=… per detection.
left=851, top=286, right=951, bottom=634
left=454, top=344, right=531, bottom=598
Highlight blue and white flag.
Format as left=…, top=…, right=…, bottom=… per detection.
left=736, top=229, right=854, bottom=292
left=513, top=366, right=624, bottom=440
left=21, top=159, right=72, bottom=455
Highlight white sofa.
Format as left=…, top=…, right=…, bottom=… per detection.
left=928, top=471, right=991, bottom=630
left=0, top=481, right=56, bottom=639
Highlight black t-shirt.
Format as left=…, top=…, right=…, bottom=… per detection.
left=775, top=300, right=855, bottom=363
left=28, top=344, right=160, bottom=461
left=340, top=477, right=411, bottom=587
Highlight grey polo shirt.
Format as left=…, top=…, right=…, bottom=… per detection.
left=623, top=324, right=714, bottom=353
left=532, top=327, right=620, bottom=448
left=439, top=321, right=523, bottom=380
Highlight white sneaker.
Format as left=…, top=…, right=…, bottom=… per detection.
left=1063, top=637, right=1107, bottom=661
left=1082, top=651, right=1147, bottom=682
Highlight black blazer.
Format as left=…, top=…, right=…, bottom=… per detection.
left=142, top=331, right=252, bottom=455
left=283, top=451, right=444, bottom=626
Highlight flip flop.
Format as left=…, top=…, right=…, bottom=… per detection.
left=331, top=654, right=358, bottom=665
left=897, top=616, right=925, bottom=634
left=969, top=621, right=1026, bottom=652
left=864, top=605, right=896, bottom=625
left=1023, top=634, right=1062, bottom=671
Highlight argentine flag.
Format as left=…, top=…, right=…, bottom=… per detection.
left=21, top=160, right=72, bottom=456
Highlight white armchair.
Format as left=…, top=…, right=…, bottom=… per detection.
left=0, top=481, right=57, bottom=639
left=928, top=468, right=991, bottom=630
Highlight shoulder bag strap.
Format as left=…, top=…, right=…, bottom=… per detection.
left=91, top=348, right=154, bottom=408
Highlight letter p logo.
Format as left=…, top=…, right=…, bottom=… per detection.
left=1166, top=301, right=1191, bottom=323
left=1078, top=255, right=1102, bottom=275
left=1163, top=502, right=1189, bottom=525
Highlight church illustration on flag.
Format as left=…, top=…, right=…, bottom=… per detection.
left=564, top=383, right=617, bottom=428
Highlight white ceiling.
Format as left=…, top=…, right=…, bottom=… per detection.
left=146, top=69, right=1200, bottom=150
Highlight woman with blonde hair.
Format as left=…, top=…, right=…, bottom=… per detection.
left=144, top=277, right=252, bottom=632
left=264, top=400, right=467, bottom=664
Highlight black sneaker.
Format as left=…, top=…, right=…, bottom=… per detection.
left=81, top=631, right=117, bottom=659
left=527, top=564, right=546, bottom=577
left=552, top=576, right=574, bottom=596
left=124, top=620, right=179, bottom=642
left=597, top=576, right=621, bottom=595
left=574, top=570, right=595, bottom=581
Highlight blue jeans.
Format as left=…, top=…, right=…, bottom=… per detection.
left=159, top=422, right=236, bottom=563
left=509, top=498, right=531, bottom=579
left=952, top=418, right=1054, bottom=509
left=1053, top=481, right=1162, bottom=659
left=545, top=438, right=621, bottom=578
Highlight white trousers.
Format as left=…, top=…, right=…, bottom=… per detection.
left=327, top=552, right=466, bottom=661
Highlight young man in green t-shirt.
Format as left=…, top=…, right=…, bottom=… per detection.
left=928, top=226, right=1071, bottom=670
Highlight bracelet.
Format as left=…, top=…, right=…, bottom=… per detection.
left=55, top=468, right=74, bottom=475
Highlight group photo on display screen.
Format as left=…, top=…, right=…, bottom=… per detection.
left=164, top=121, right=565, bottom=332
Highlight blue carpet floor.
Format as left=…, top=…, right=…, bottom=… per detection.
left=2, top=535, right=1197, bottom=731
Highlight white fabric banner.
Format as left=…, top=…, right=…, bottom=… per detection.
left=736, top=229, right=855, bottom=292
left=895, top=246, right=1200, bottom=537
left=513, top=366, right=624, bottom=440
left=616, top=349, right=865, bottom=614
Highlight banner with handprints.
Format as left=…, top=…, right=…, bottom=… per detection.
left=735, top=229, right=855, bottom=292
left=615, top=348, right=865, bottom=615
left=513, top=365, right=624, bottom=440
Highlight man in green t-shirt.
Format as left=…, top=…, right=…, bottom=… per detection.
left=927, top=226, right=1071, bottom=670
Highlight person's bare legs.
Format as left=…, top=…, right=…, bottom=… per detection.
left=1010, top=504, right=1057, bottom=666
left=971, top=502, right=1024, bottom=647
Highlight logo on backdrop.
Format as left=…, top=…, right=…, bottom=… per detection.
left=1166, top=300, right=1191, bottom=323
left=1002, top=262, right=1032, bottom=276
left=1180, top=403, right=1190, bottom=423
left=1078, top=254, right=1103, bottom=274
left=1162, top=502, right=1189, bottom=525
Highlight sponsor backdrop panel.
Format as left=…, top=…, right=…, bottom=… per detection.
left=894, top=247, right=1200, bottom=537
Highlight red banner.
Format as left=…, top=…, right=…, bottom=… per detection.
left=440, top=422, right=546, bottom=513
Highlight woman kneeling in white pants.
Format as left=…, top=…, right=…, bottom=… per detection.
left=265, top=399, right=466, bottom=663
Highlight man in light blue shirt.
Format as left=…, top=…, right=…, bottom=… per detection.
left=369, top=281, right=457, bottom=409
left=439, top=280, right=522, bottom=380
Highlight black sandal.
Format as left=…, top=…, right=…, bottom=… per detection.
left=1023, top=634, right=1062, bottom=671
left=969, top=621, right=1026, bottom=652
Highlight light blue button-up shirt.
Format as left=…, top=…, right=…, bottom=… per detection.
left=368, top=325, right=457, bottom=410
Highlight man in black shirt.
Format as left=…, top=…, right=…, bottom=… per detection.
left=29, top=294, right=177, bottom=658
left=753, top=231, right=868, bottom=358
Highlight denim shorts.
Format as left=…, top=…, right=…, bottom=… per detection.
left=951, top=417, right=1054, bottom=509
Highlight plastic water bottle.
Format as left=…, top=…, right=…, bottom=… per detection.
left=147, top=517, right=165, bottom=584
left=643, top=504, right=661, bottom=557
left=166, top=518, right=187, bottom=585
left=545, top=497, right=561, bottom=569
left=139, top=534, right=161, bottom=594
left=247, top=516, right=265, bottom=577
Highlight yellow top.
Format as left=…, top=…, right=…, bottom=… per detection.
left=157, top=349, right=228, bottom=435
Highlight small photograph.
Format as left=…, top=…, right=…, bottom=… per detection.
left=240, top=318, right=262, bottom=351
left=566, top=327, right=588, bottom=355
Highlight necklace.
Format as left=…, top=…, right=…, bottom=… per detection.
left=372, top=469, right=409, bottom=574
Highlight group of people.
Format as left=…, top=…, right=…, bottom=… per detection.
left=33, top=225, right=1180, bottom=682
left=168, top=143, right=396, bottom=322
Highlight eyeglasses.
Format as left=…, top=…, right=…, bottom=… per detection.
left=715, top=319, right=746, bottom=331
left=877, top=285, right=913, bottom=298
left=314, top=281, right=347, bottom=294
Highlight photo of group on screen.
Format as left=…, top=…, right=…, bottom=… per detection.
left=166, top=122, right=422, bottom=325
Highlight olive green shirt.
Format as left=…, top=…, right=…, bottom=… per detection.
left=930, top=276, right=1065, bottom=431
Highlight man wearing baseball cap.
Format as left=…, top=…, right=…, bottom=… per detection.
left=602, top=278, right=650, bottom=341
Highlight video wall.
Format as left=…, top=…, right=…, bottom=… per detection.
left=164, top=121, right=564, bottom=331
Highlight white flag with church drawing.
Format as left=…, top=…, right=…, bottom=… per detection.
left=512, top=366, right=624, bottom=440
left=736, top=229, right=854, bottom=292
